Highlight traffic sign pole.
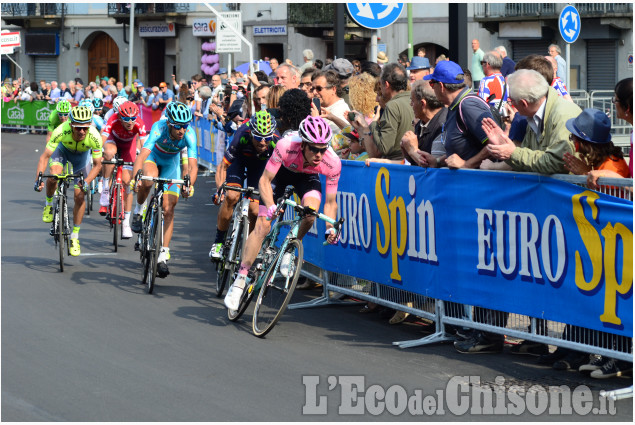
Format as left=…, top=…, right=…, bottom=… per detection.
left=559, top=5, right=581, bottom=89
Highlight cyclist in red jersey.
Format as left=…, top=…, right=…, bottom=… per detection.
left=100, top=101, right=148, bottom=238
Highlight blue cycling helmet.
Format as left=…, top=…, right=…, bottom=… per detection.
left=166, top=101, right=193, bottom=125
left=79, top=99, right=95, bottom=113
left=92, top=98, right=104, bottom=110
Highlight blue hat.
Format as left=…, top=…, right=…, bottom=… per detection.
left=218, top=67, right=228, bottom=74
left=566, top=108, right=612, bottom=144
left=407, top=56, right=431, bottom=70
left=423, top=60, right=464, bottom=84
left=134, top=78, right=141, bottom=84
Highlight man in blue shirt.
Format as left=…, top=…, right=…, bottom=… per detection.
left=155, top=82, right=174, bottom=110
left=495, top=46, right=516, bottom=78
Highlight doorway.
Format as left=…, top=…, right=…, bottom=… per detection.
left=146, top=38, right=166, bottom=87
left=259, top=43, right=284, bottom=62
left=88, top=32, right=119, bottom=82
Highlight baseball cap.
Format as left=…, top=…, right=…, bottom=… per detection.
left=423, top=60, right=464, bottom=84
left=407, top=56, right=431, bottom=71
left=227, top=99, right=244, bottom=119
left=137, top=81, right=144, bottom=87
left=325, top=58, right=354, bottom=78
left=101, top=76, right=109, bottom=81
left=159, top=82, right=167, bottom=88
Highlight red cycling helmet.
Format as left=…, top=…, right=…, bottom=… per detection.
left=118, top=101, right=139, bottom=118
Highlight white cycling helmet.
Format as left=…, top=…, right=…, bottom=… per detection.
left=112, top=96, right=128, bottom=113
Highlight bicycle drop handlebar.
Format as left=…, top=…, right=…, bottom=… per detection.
left=36, top=171, right=85, bottom=192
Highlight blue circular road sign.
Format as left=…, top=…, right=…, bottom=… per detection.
left=346, top=3, right=404, bottom=30
left=559, top=5, right=581, bottom=44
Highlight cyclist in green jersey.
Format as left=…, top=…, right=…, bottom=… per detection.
left=35, top=106, right=103, bottom=256
left=46, top=100, right=72, bottom=143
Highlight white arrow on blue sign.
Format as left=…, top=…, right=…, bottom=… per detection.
left=559, top=5, right=581, bottom=44
left=346, top=3, right=404, bottom=30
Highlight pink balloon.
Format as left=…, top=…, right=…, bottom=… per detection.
left=209, top=41, right=216, bottom=51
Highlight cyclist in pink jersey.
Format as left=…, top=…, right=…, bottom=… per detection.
left=224, top=116, right=342, bottom=311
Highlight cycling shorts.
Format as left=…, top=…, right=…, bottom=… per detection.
left=225, top=155, right=268, bottom=190
left=49, top=144, right=92, bottom=187
left=105, top=135, right=136, bottom=169
left=145, top=150, right=182, bottom=197
left=258, top=166, right=322, bottom=217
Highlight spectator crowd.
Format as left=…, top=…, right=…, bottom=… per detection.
left=2, top=44, right=632, bottom=379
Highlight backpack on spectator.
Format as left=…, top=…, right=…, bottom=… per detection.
left=457, top=83, right=507, bottom=132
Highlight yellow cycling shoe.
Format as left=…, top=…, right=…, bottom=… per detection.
left=42, top=205, right=53, bottom=223
left=69, top=239, right=81, bottom=256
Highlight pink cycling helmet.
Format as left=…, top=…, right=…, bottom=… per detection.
left=298, top=116, right=333, bottom=145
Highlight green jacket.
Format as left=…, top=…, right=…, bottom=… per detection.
left=369, top=90, right=414, bottom=160
left=509, top=87, right=581, bottom=174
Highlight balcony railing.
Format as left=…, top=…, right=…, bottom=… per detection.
left=106, top=3, right=190, bottom=17
left=1, top=3, right=66, bottom=18
left=474, top=3, right=633, bottom=19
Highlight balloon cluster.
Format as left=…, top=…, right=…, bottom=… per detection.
left=201, top=41, right=219, bottom=75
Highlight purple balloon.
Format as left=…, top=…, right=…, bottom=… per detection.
left=210, top=54, right=219, bottom=64
left=209, top=41, right=216, bottom=51
left=211, top=63, right=220, bottom=74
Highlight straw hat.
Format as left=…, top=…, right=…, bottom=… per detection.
left=377, top=51, right=388, bottom=64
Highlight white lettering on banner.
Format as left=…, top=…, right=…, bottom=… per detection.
left=253, top=26, right=287, bottom=36
left=36, top=107, right=51, bottom=122
left=338, top=191, right=371, bottom=249
left=476, top=209, right=565, bottom=283
left=7, top=106, right=24, bottom=120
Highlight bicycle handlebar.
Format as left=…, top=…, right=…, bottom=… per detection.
left=37, top=171, right=84, bottom=191
left=220, top=182, right=260, bottom=198
left=139, top=175, right=187, bottom=186
left=101, top=159, right=135, bottom=166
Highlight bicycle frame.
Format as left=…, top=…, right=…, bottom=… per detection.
left=102, top=157, right=134, bottom=250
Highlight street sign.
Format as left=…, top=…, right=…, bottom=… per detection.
left=1, top=46, right=15, bottom=55
left=346, top=3, right=404, bottom=30
left=1, top=31, right=21, bottom=50
left=559, top=5, right=581, bottom=44
left=216, top=12, right=242, bottom=53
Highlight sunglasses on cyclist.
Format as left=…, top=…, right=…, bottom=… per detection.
left=169, top=123, right=188, bottom=130
left=120, top=116, right=137, bottom=123
left=58, top=113, right=69, bottom=118
left=71, top=125, right=90, bottom=131
left=253, top=135, right=274, bottom=143
left=306, top=144, right=328, bottom=155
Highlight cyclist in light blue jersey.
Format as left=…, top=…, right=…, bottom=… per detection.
left=130, top=101, right=198, bottom=278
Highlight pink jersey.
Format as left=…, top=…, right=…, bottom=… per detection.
left=265, top=133, right=341, bottom=194
left=102, top=113, right=148, bottom=144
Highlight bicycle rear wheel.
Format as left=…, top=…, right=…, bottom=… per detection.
left=144, top=208, right=162, bottom=294
left=57, top=196, right=65, bottom=272
left=252, top=239, right=304, bottom=337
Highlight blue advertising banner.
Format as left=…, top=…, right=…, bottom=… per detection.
left=300, top=162, right=633, bottom=337
left=192, top=115, right=215, bottom=169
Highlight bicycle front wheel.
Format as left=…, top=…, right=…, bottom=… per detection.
left=57, top=196, right=65, bottom=272
left=252, top=239, right=304, bottom=337
left=216, top=213, right=246, bottom=297
left=144, top=208, right=162, bottom=294
left=86, top=182, right=93, bottom=216
left=112, top=184, right=122, bottom=252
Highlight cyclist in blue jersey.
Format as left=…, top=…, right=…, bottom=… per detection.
left=130, top=101, right=198, bottom=278
left=209, top=110, right=280, bottom=260
left=90, top=98, right=106, bottom=132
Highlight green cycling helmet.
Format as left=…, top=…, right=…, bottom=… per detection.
left=249, top=110, right=276, bottom=138
left=56, top=100, right=72, bottom=114
left=69, top=106, right=93, bottom=125
left=166, top=101, right=192, bottom=125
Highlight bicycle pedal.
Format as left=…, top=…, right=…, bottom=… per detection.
left=134, top=242, right=140, bottom=251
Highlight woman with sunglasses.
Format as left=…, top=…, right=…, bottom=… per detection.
left=99, top=101, right=148, bottom=238
left=130, top=102, right=198, bottom=279
left=34, top=106, right=103, bottom=256
left=224, top=115, right=342, bottom=311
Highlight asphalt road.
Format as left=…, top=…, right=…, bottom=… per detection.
left=2, top=132, right=632, bottom=421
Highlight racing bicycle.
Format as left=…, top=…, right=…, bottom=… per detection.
left=37, top=171, right=84, bottom=272
left=228, top=185, right=344, bottom=337
left=213, top=183, right=260, bottom=298
left=136, top=172, right=190, bottom=294
left=101, top=155, right=134, bottom=252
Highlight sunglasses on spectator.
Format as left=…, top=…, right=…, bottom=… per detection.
left=169, top=123, right=188, bottom=130
left=306, top=144, right=328, bottom=154
left=299, top=82, right=313, bottom=89
left=312, top=85, right=332, bottom=92
left=428, top=80, right=439, bottom=87
left=120, top=116, right=137, bottom=123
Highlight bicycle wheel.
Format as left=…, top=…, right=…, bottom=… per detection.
left=85, top=183, right=92, bottom=216
left=252, top=239, right=304, bottom=337
left=112, top=184, right=121, bottom=251
left=57, top=195, right=65, bottom=272
left=227, top=276, right=258, bottom=322
left=144, top=208, right=162, bottom=294
left=216, top=210, right=244, bottom=297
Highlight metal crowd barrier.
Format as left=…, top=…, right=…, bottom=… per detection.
left=290, top=174, right=633, bottom=364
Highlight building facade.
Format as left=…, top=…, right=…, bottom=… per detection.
left=1, top=3, right=632, bottom=91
